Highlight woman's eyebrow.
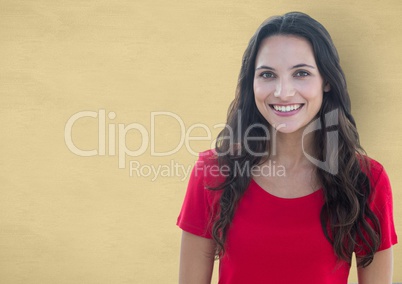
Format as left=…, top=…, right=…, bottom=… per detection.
left=255, top=63, right=316, bottom=71
left=255, top=65, right=275, bottom=71
left=291, top=63, right=315, bottom=70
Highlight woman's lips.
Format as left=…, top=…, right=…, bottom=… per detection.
left=269, top=104, right=304, bottom=116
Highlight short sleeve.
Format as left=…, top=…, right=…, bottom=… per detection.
left=176, top=150, right=222, bottom=239
left=355, top=160, right=398, bottom=256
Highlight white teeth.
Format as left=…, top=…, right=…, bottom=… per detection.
left=272, top=104, right=302, bottom=112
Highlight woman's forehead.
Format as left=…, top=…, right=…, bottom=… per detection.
left=255, top=35, right=316, bottom=68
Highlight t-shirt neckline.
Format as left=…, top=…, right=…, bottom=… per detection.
left=250, top=178, right=323, bottom=201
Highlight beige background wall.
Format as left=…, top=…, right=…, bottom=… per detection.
left=1, top=0, right=400, bottom=283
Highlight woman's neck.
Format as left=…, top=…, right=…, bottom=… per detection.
left=268, top=126, right=315, bottom=171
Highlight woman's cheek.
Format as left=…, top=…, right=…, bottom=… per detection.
left=296, top=79, right=324, bottom=98
left=254, top=82, right=274, bottom=100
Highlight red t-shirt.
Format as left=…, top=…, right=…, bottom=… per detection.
left=177, top=149, right=398, bottom=284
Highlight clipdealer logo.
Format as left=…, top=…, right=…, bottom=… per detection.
left=64, top=109, right=339, bottom=179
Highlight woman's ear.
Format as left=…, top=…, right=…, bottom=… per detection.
left=324, top=82, right=331, bottom=92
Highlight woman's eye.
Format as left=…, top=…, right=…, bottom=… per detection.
left=294, top=71, right=310, bottom=77
left=260, top=72, right=275, bottom=78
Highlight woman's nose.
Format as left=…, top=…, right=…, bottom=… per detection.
left=274, top=80, right=296, bottom=99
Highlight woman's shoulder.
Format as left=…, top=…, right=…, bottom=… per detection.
left=196, top=148, right=219, bottom=170
left=359, top=155, right=392, bottom=205
left=198, top=148, right=218, bottom=160
left=359, top=155, right=387, bottom=184
left=195, top=148, right=225, bottom=188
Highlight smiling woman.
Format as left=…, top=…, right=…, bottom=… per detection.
left=177, top=12, right=397, bottom=284
left=253, top=35, right=329, bottom=134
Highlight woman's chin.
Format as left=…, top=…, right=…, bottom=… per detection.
left=271, top=123, right=303, bottom=135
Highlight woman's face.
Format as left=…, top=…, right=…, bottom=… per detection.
left=253, top=35, right=330, bottom=134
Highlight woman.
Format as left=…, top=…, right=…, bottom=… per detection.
left=177, top=12, right=397, bottom=283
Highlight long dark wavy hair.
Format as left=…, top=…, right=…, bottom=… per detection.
left=209, top=12, right=381, bottom=268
